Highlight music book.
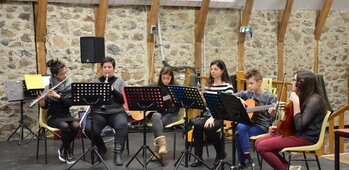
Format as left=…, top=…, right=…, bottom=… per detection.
left=24, top=74, right=44, bottom=90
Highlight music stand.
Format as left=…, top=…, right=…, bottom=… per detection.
left=123, top=86, right=165, bottom=170
left=203, top=92, right=232, bottom=170
left=166, top=86, right=210, bottom=170
left=219, top=93, right=253, bottom=170
left=68, top=83, right=111, bottom=170
left=5, top=80, right=38, bottom=145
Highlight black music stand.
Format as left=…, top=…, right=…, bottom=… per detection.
left=203, top=92, right=232, bottom=170
left=166, top=86, right=211, bottom=170
left=219, top=93, right=254, bottom=170
left=68, top=83, right=111, bottom=170
left=123, top=86, right=165, bottom=170
left=5, top=80, right=38, bottom=145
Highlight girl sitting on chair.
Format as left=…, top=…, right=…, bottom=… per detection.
left=149, top=66, right=180, bottom=161
left=190, top=59, right=234, bottom=167
left=255, top=70, right=328, bottom=170
left=39, top=59, right=79, bottom=164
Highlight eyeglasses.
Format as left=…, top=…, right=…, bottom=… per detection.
left=291, top=79, right=297, bottom=82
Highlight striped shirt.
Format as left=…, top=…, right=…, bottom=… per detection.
left=203, top=83, right=234, bottom=116
left=205, top=83, right=234, bottom=95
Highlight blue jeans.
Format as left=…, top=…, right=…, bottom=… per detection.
left=236, top=123, right=265, bottom=164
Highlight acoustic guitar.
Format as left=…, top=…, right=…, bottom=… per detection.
left=128, top=111, right=154, bottom=121
left=223, top=99, right=279, bottom=128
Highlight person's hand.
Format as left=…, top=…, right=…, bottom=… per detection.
left=204, top=116, right=215, bottom=128
left=268, top=125, right=277, bottom=134
left=240, top=98, right=247, bottom=107
left=47, top=89, right=60, bottom=99
left=268, top=107, right=276, bottom=116
left=289, top=92, right=299, bottom=105
left=38, top=95, right=45, bottom=107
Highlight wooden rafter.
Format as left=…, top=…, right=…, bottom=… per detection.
left=315, top=0, right=333, bottom=41
left=277, top=0, right=294, bottom=81
left=237, top=0, right=253, bottom=71
left=194, top=0, right=210, bottom=75
left=35, top=0, right=48, bottom=75
left=314, top=0, right=333, bottom=73
left=95, top=0, right=108, bottom=77
left=278, top=0, right=294, bottom=42
left=147, top=0, right=160, bottom=84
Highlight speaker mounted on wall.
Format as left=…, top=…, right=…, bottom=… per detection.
left=80, top=37, right=105, bottom=63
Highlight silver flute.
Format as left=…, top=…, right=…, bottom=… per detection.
left=29, top=75, right=72, bottom=107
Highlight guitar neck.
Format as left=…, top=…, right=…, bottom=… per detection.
left=246, top=104, right=273, bottom=113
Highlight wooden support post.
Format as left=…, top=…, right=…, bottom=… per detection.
left=314, top=40, right=319, bottom=73
left=237, top=0, right=253, bottom=72
left=35, top=0, right=48, bottom=75
left=194, top=0, right=210, bottom=75
left=147, top=0, right=160, bottom=84
left=236, top=71, right=245, bottom=91
left=94, top=0, right=108, bottom=77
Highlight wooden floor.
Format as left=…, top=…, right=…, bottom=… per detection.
left=2, top=132, right=349, bottom=170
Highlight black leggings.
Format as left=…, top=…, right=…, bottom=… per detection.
left=192, top=116, right=223, bottom=158
left=48, top=118, right=80, bottom=151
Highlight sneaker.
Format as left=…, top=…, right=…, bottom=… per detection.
left=58, top=145, right=66, bottom=163
left=243, top=159, right=255, bottom=170
left=289, top=165, right=302, bottom=170
left=66, top=148, right=75, bottom=164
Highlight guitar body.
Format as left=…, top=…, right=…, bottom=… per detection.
left=245, top=99, right=260, bottom=122
left=129, top=111, right=153, bottom=121
left=276, top=102, right=295, bottom=136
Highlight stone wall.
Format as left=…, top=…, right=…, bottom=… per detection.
left=0, top=2, right=348, bottom=141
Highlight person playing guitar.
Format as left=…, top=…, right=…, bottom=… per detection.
left=234, top=69, right=277, bottom=169
left=255, top=70, right=328, bottom=170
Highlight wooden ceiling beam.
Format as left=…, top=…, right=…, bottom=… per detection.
left=278, top=0, right=294, bottom=42
left=314, top=0, right=333, bottom=73
left=35, top=0, right=48, bottom=75
left=237, top=0, right=253, bottom=44
left=237, top=0, right=253, bottom=71
left=195, top=0, right=210, bottom=42
left=194, top=0, right=210, bottom=75
left=147, top=0, right=160, bottom=83
left=94, top=0, right=108, bottom=77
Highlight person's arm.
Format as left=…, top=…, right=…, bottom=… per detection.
left=112, top=78, right=126, bottom=104
left=293, top=95, right=323, bottom=132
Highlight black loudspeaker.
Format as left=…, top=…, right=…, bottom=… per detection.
left=80, top=37, right=105, bottom=63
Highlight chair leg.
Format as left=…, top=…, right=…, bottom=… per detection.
left=303, top=152, right=309, bottom=170
left=314, top=152, right=321, bottom=170
left=36, top=128, right=42, bottom=159
left=288, top=152, right=292, bottom=170
left=126, top=133, right=130, bottom=154
left=173, top=128, right=176, bottom=160
left=81, top=136, right=85, bottom=160
left=44, top=130, right=48, bottom=164
left=205, top=140, right=209, bottom=157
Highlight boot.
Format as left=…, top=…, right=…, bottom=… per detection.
left=156, top=136, right=168, bottom=155
left=150, top=140, right=162, bottom=161
left=114, top=143, right=124, bottom=166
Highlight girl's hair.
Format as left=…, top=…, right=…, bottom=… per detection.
left=46, top=59, right=65, bottom=75
left=208, top=59, right=231, bottom=86
left=101, top=57, right=116, bottom=68
left=295, top=70, right=328, bottom=112
left=157, top=66, right=177, bottom=87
